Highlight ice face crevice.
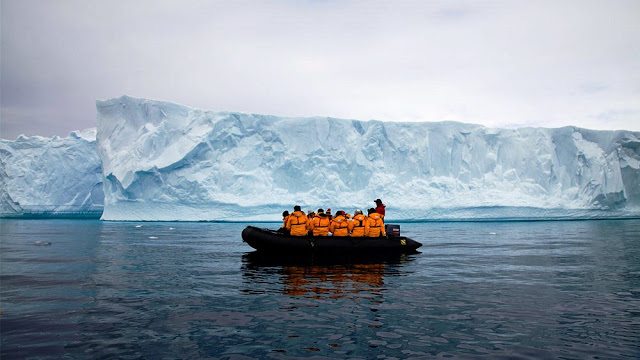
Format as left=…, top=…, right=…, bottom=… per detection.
left=95, top=95, right=640, bottom=221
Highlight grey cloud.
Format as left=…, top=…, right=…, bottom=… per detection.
left=2, top=0, right=639, bottom=140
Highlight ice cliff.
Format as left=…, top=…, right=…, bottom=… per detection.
left=2, top=95, right=637, bottom=221
left=94, top=96, right=640, bottom=221
left=0, top=129, right=104, bottom=217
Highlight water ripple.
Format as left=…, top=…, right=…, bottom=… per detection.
left=2, top=220, right=640, bottom=359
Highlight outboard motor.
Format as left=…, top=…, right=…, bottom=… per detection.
left=385, top=224, right=401, bottom=237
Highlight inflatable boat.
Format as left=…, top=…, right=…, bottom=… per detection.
left=241, top=225, right=422, bottom=254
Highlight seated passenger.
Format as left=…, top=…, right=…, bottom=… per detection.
left=281, top=211, right=290, bottom=229
left=309, top=209, right=331, bottom=236
left=365, top=208, right=386, bottom=237
left=349, top=209, right=367, bottom=237
left=278, top=210, right=290, bottom=233
left=329, top=210, right=350, bottom=237
left=306, top=210, right=315, bottom=235
left=286, top=205, right=309, bottom=236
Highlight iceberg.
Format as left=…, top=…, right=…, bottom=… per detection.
left=0, top=129, right=104, bottom=217
left=95, top=96, right=640, bottom=221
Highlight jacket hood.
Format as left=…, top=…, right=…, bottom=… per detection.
left=369, top=213, right=382, bottom=220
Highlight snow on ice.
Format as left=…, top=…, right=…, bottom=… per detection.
left=1, top=129, right=104, bottom=217
left=2, top=95, right=639, bottom=220
left=93, top=96, right=640, bottom=221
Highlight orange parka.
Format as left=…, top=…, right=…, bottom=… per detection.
left=286, top=211, right=309, bottom=236
left=329, top=215, right=350, bottom=237
left=309, top=214, right=331, bottom=236
left=365, top=212, right=386, bottom=237
left=281, top=215, right=290, bottom=229
left=348, top=213, right=367, bottom=237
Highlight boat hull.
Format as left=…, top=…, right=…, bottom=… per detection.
left=241, top=226, right=422, bottom=254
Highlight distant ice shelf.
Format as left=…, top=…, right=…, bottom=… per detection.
left=1, top=129, right=104, bottom=218
left=2, top=95, right=639, bottom=221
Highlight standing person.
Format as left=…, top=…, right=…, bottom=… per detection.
left=374, top=199, right=386, bottom=217
left=349, top=209, right=367, bottom=237
left=365, top=208, right=386, bottom=237
left=329, top=211, right=350, bottom=237
left=325, top=208, right=333, bottom=220
left=309, top=209, right=330, bottom=236
left=286, top=205, right=309, bottom=236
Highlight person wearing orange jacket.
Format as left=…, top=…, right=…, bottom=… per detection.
left=309, top=209, right=331, bottom=236
left=286, top=205, right=309, bottom=236
left=365, top=208, right=386, bottom=237
left=281, top=211, right=290, bottom=229
left=329, top=211, right=350, bottom=236
left=325, top=208, right=333, bottom=220
left=348, top=209, right=367, bottom=237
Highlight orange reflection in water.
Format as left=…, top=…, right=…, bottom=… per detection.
left=282, top=263, right=386, bottom=299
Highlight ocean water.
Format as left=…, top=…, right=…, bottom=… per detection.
left=1, top=219, right=639, bottom=359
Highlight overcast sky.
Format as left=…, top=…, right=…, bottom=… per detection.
left=1, top=0, right=639, bottom=139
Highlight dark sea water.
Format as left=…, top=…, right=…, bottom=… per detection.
left=1, top=219, right=639, bottom=359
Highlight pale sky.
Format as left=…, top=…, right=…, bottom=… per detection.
left=1, top=0, right=639, bottom=139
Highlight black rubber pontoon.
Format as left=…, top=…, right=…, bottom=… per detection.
left=241, top=226, right=422, bottom=255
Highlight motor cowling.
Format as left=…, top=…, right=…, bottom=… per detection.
left=385, top=224, right=401, bottom=237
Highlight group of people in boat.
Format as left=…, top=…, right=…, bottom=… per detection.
left=280, top=199, right=387, bottom=237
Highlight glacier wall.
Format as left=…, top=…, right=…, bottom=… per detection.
left=96, top=96, right=640, bottom=221
left=0, top=129, right=104, bottom=217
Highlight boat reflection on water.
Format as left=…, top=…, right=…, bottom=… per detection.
left=280, top=262, right=385, bottom=298
left=241, top=252, right=418, bottom=300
